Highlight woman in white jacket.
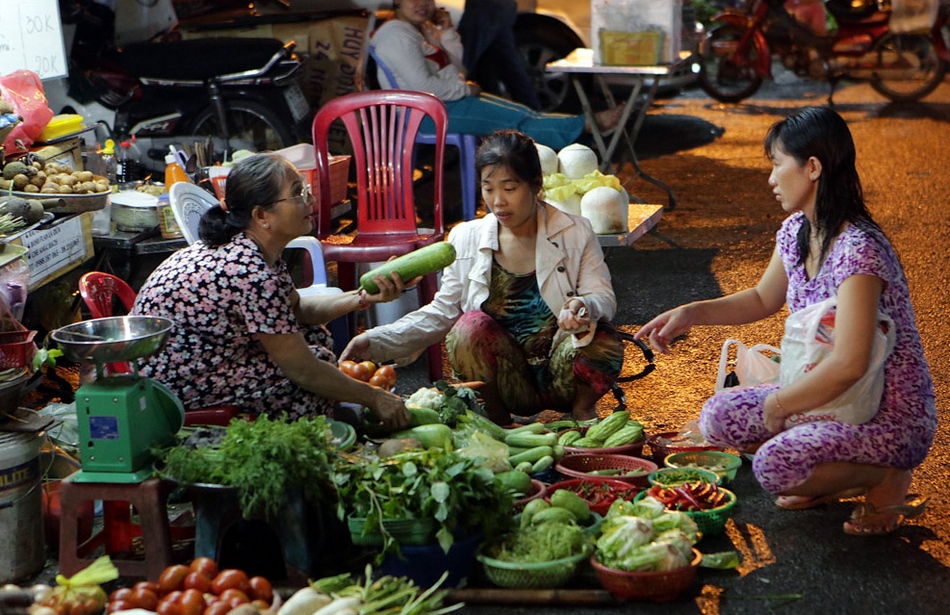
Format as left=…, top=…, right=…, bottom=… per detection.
left=342, top=130, right=624, bottom=424
left=372, top=0, right=621, bottom=151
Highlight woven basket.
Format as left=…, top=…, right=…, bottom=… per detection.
left=591, top=548, right=702, bottom=602
left=555, top=454, right=657, bottom=488
left=635, top=488, right=738, bottom=536
left=346, top=516, right=437, bottom=546
left=477, top=544, right=592, bottom=589
left=646, top=431, right=722, bottom=464
left=664, top=451, right=743, bottom=484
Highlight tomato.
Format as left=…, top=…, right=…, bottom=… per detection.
left=352, top=363, right=373, bottom=382
left=359, top=360, right=377, bottom=375
left=189, top=557, right=219, bottom=579
left=134, top=582, right=161, bottom=595
left=339, top=360, right=359, bottom=378
left=179, top=589, right=205, bottom=615
left=70, top=598, right=102, bottom=615
left=217, top=589, right=248, bottom=606
left=157, top=601, right=182, bottom=615
left=131, top=588, right=159, bottom=611
left=202, top=601, right=231, bottom=615
left=107, top=600, right=135, bottom=614
left=368, top=373, right=389, bottom=388
left=373, top=365, right=397, bottom=388
left=108, top=589, right=133, bottom=604
left=160, top=592, right=183, bottom=608
left=210, top=569, right=249, bottom=595
left=159, top=564, right=191, bottom=593
left=183, top=572, right=212, bottom=594
left=247, top=577, right=273, bottom=604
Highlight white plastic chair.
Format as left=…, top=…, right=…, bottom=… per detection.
left=167, top=183, right=342, bottom=294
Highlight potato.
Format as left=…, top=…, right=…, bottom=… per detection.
left=94, top=180, right=109, bottom=192
left=12, top=174, right=29, bottom=190
left=22, top=184, right=38, bottom=193
left=76, top=171, right=93, bottom=182
left=58, top=184, right=73, bottom=194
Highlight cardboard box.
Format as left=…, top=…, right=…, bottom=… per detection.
left=591, top=0, right=682, bottom=65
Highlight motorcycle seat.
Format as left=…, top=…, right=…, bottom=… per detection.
left=120, top=37, right=286, bottom=82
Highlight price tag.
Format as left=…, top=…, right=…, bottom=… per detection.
left=19, top=215, right=88, bottom=286
left=0, top=0, right=67, bottom=80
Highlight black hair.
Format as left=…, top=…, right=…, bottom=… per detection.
left=764, top=106, right=880, bottom=267
left=474, top=130, right=543, bottom=194
left=199, top=153, right=298, bottom=247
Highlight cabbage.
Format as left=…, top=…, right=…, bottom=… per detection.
left=536, top=143, right=559, bottom=175
left=596, top=515, right=655, bottom=560
left=652, top=511, right=700, bottom=542
left=557, top=143, right=598, bottom=179
left=457, top=430, right=511, bottom=474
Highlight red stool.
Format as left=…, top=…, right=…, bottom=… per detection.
left=58, top=476, right=178, bottom=580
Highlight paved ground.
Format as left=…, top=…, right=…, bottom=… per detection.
left=17, top=70, right=950, bottom=614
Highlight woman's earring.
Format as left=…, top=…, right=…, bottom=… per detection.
left=263, top=223, right=270, bottom=229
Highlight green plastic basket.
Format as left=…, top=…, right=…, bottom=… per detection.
left=346, top=516, right=437, bottom=546
left=634, top=488, right=737, bottom=536
left=477, top=544, right=592, bottom=589
left=648, top=467, right=721, bottom=487
left=663, top=451, right=743, bottom=484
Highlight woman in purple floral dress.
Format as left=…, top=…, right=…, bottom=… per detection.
left=132, top=154, right=410, bottom=429
left=635, top=107, right=936, bottom=536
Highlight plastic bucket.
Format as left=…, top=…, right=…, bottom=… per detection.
left=0, top=431, right=46, bottom=583
left=379, top=531, right=483, bottom=588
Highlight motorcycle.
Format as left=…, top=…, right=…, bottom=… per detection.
left=698, top=0, right=946, bottom=103
left=55, top=0, right=309, bottom=174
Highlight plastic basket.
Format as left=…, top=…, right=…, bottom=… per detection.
left=477, top=544, right=592, bottom=589
left=545, top=478, right=642, bottom=516
left=646, top=431, right=722, bottom=463
left=513, top=479, right=547, bottom=512
left=380, top=531, right=482, bottom=588
left=635, top=488, right=737, bottom=536
left=664, top=451, right=743, bottom=484
left=648, top=467, right=721, bottom=487
left=561, top=426, right=648, bottom=457
left=555, top=454, right=658, bottom=488
left=0, top=330, right=37, bottom=369
left=346, top=516, right=437, bottom=546
left=590, top=548, right=701, bottom=602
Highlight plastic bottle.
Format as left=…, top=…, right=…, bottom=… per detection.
left=101, top=139, right=118, bottom=188
left=164, top=154, right=190, bottom=187
left=116, top=140, right=131, bottom=185
left=117, top=139, right=144, bottom=185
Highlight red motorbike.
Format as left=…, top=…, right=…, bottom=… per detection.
left=698, top=0, right=946, bottom=103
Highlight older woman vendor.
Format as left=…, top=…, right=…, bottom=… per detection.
left=132, top=153, right=410, bottom=429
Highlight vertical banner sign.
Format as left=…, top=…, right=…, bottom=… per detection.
left=0, top=0, right=68, bottom=80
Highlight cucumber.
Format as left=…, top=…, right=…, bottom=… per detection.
left=406, top=407, right=441, bottom=427
left=504, top=431, right=557, bottom=448
left=359, top=242, right=457, bottom=293
left=505, top=422, right=548, bottom=435
left=530, top=455, right=554, bottom=474
left=514, top=461, right=534, bottom=474
left=508, top=445, right=553, bottom=465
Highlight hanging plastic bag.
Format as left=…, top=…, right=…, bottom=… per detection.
left=0, top=70, right=54, bottom=153
left=779, top=297, right=895, bottom=428
left=715, top=339, right=782, bottom=392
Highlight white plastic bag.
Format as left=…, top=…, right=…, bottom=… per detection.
left=715, top=339, right=781, bottom=392
left=779, top=297, right=895, bottom=428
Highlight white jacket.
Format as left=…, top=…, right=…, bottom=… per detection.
left=372, top=19, right=469, bottom=102
left=366, top=203, right=617, bottom=364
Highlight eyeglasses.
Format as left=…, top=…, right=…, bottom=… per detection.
left=269, top=184, right=313, bottom=206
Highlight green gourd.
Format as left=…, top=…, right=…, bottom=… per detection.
left=359, top=242, right=457, bottom=293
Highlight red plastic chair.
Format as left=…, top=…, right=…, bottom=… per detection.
left=77, top=272, right=242, bottom=427
left=311, top=89, right=449, bottom=380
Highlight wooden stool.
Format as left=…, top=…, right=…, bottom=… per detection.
left=58, top=476, right=175, bottom=580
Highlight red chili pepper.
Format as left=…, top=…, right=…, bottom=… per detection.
left=674, top=486, right=702, bottom=511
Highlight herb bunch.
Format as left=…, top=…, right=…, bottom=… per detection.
left=161, top=414, right=337, bottom=520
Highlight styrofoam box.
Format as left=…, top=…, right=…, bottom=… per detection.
left=591, top=0, right=682, bottom=65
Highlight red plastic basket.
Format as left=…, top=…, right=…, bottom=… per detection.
left=555, top=454, right=657, bottom=488
left=545, top=478, right=641, bottom=516
left=0, top=330, right=37, bottom=369
left=591, top=548, right=702, bottom=602
left=646, top=431, right=722, bottom=464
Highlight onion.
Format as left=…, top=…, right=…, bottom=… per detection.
left=557, top=143, right=598, bottom=180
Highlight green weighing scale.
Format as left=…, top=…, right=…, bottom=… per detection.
left=51, top=316, right=184, bottom=483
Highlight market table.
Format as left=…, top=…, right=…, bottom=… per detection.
left=545, top=48, right=686, bottom=210
left=597, top=203, right=664, bottom=249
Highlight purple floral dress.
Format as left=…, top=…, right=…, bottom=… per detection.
left=699, top=213, right=936, bottom=494
left=132, top=233, right=336, bottom=420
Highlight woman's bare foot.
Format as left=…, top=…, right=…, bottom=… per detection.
left=584, top=104, right=626, bottom=135
left=843, top=468, right=918, bottom=535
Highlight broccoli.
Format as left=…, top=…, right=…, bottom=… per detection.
left=434, top=380, right=481, bottom=428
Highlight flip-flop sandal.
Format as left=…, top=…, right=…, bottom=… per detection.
left=843, top=496, right=929, bottom=536
left=775, top=487, right=867, bottom=510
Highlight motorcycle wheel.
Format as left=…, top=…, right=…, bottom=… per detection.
left=188, top=98, right=297, bottom=158
left=698, top=24, right=765, bottom=103
left=869, top=33, right=945, bottom=102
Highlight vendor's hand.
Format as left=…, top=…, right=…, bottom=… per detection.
left=432, top=7, right=453, bottom=29
left=558, top=300, right=591, bottom=333
left=340, top=333, right=372, bottom=364
left=370, top=389, right=411, bottom=430
left=763, top=391, right=788, bottom=434
left=364, top=270, right=423, bottom=306
left=634, top=305, right=693, bottom=354
left=421, top=20, right=446, bottom=47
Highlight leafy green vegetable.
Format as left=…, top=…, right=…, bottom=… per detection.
left=434, top=381, right=481, bottom=427
left=330, top=448, right=512, bottom=559
left=485, top=522, right=587, bottom=563
left=160, top=414, right=337, bottom=520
